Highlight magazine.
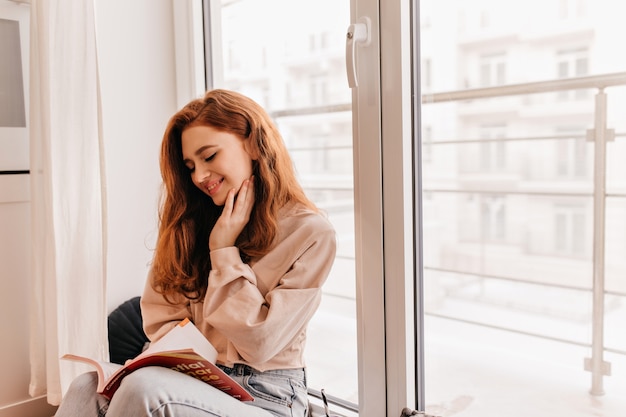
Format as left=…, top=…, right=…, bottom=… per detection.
left=62, top=318, right=254, bottom=401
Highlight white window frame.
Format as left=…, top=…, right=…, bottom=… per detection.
left=172, top=0, right=208, bottom=107
left=351, top=0, right=420, bottom=415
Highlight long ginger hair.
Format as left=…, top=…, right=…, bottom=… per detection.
left=152, top=89, right=317, bottom=302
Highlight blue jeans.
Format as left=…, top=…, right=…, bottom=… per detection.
left=54, top=364, right=309, bottom=417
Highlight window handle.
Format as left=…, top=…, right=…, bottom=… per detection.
left=345, top=17, right=371, bottom=88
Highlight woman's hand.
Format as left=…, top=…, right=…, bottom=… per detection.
left=209, top=177, right=255, bottom=251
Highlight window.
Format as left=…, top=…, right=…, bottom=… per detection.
left=197, top=0, right=626, bottom=415
left=309, top=74, right=328, bottom=106
left=479, top=124, right=507, bottom=172
left=422, top=125, right=432, bottom=162
left=554, top=205, right=586, bottom=255
left=480, top=10, right=490, bottom=28
left=555, top=127, right=588, bottom=179
left=481, top=195, right=506, bottom=241
left=557, top=48, right=589, bottom=100
left=203, top=0, right=358, bottom=411
left=422, top=1, right=625, bottom=416
left=560, top=0, right=586, bottom=20
left=422, top=58, right=432, bottom=91
left=479, top=53, right=506, bottom=87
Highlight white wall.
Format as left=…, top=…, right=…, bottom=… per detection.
left=95, top=0, right=179, bottom=313
left=0, top=176, right=58, bottom=417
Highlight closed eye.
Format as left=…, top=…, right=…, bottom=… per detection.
left=205, top=152, right=217, bottom=162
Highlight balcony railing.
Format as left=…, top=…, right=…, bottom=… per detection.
left=422, top=72, right=626, bottom=396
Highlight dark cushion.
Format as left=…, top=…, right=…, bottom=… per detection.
left=107, top=296, right=150, bottom=365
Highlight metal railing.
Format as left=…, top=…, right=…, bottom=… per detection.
left=422, top=72, right=626, bottom=396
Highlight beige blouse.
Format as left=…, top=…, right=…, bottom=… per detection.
left=140, top=203, right=337, bottom=372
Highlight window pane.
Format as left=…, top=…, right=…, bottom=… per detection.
left=205, top=0, right=357, bottom=406
left=420, top=0, right=626, bottom=416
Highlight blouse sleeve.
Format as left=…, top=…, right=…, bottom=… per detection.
left=140, top=271, right=192, bottom=342
left=202, top=218, right=336, bottom=364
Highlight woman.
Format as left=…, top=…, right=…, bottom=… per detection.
left=55, top=89, right=337, bottom=417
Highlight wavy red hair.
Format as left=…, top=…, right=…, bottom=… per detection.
left=151, top=89, right=317, bottom=302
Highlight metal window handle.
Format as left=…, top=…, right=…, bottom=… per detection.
left=345, top=17, right=371, bottom=88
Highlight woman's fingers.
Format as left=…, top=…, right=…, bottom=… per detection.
left=232, top=177, right=254, bottom=221
left=222, top=187, right=236, bottom=215
left=209, top=177, right=255, bottom=250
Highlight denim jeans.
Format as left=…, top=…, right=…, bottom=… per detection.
left=54, top=364, right=309, bottom=417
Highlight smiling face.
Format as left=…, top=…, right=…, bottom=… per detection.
left=181, top=124, right=254, bottom=207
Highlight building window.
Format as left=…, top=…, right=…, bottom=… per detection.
left=422, top=58, right=432, bottom=90
left=481, top=195, right=506, bottom=242
left=480, top=10, right=490, bottom=28
left=226, top=40, right=242, bottom=72
left=480, top=53, right=506, bottom=87
left=479, top=124, right=507, bottom=172
left=309, top=74, right=328, bottom=106
left=556, top=48, right=589, bottom=100
left=559, top=0, right=586, bottom=20
left=555, top=128, right=588, bottom=179
left=422, top=125, right=432, bottom=162
left=554, top=205, right=586, bottom=255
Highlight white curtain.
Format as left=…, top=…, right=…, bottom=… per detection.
left=28, top=0, right=108, bottom=406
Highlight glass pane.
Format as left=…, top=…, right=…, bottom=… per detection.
left=419, top=0, right=626, bottom=416
left=206, top=0, right=357, bottom=406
